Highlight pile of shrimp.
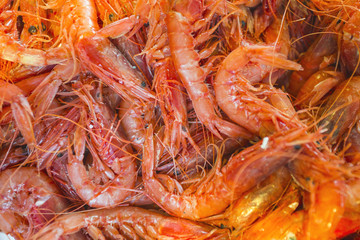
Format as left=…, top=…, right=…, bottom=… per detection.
left=1, top=0, right=360, bottom=239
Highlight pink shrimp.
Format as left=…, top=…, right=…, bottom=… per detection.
left=0, top=167, right=69, bottom=239
left=0, top=80, right=35, bottom=147
left=214, top=42, right=303, bottom=137
left=143, top=125, right=318, bottom=220
left=166, top=3, right=252, bottom=139
left=33, top=206, right=229, bottom=240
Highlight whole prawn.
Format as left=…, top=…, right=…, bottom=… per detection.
left=143, top=125, right=317, bottom=220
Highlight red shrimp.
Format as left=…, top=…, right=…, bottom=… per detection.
left=143, top=125, right=317, bottom=220
left=67, top=84, right=137, bottom=207
left=166, top=3, right=252, bottom=139
left=33, top=206, right=229, bottom=240
left=0, top=167, right=69, bottom=239
left=0, top=143, right=28, bottom=171
left=214, top=43, right=303, bottom=137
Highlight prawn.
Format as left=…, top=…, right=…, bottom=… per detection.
left=166, top=2, right=252, bottom=139
left=214, top=42, right=303, bottom=137
left=67, top=83, right=137, bottom=207
left=0, top=167, right=69, bottom=239
left=143, top=125, right=317, bottom=220
left=33, top=206, right=229, bottom=240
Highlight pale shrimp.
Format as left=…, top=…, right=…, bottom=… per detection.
left=206, top=167, right=291, bottom=231
left=319, top=76, right=360, bottom=144
left=214, top=43, right=303, bottom=136
left=295, top=67, right=344, bottom=107
left=239, top=184, right=302, bottom=240
left=0, top=80, right=35, bottom=147
left=33, top=206, right=229, bottom=240
left=67, top=84, right=137, bottom=207
left=166, top=3, right=252, bottom=139
left=143, top=125, right=317, bottom=220
left=0, top=167, right=69, bottom=239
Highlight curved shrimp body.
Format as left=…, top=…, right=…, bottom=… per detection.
left=0, top=167, right=68, bottom=239
left=166, top=11, right=252, bottom=139
left=67, top=86, right=137, bottom=207
left=341, top=9, right=360, bottom=76
left=320, top=76, right=360, bottom=144
left=33, top=206, right=229, bottom=240
left=288, top=32, right=338, bottom=96
left=143, top=125, right=314, bottom=220
left=0, top=80, right=35, bottom=146
left=295, top=67, right=344, bottom=107
left=214, top=43, right=303, bottom=136
left=224, top=167, right=291, bottom=230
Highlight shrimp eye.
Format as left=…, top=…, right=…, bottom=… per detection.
left=141, top=81, right=146, bottom=87
left=41, top=22, right=46, bottom=31
left=144, top=22, right=149, bottom=27
left=28, top=25, right=37, bottom=34
left=109, top=13, right=114, bottom=22
left=294, top=145, right=301, bottom=150
left=57, top=152, right=64, bottom=157
left=241, top=20, right=246, bottom=28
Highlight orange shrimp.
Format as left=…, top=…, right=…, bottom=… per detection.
left=214, top=43, right=303, bottom=136
left=166, top=3, right=252, bottom=139
left=33, top=206, right=229, bottom=240
left=300, top=180, right=346, bottom=240
left=67, top=84, right=137, bottom=207
left=295, top=67, right=344, bottom=107
left=0, top=167, right=69, bottom=239
left=143, top=125, right=317, bottom=220
left=288, top=31, right=338, bottom=96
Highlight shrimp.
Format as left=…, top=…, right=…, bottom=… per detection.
left=0, top=80, right=35, bottom=147
left=67, top=84, right=137, bottom=207
left=0, top=167, right=69, bottom=239
left=288, top=31, right=338, bottom=96
left=143, top=125, right=317, bottom=220
left=295, top=67, right=344, bottom=107
left=214, top=43, right=303, bottom=137
left=0, top=143, right=28, bottom=171
left=303, top=180, right=346, bottom=240
left=206, top=167, right=291, bottom=231
left=239, top=184, right=302, bottom=240
left=119, top=99, right=155, bottom=152
left=166, top=4, right=252, bottom=139
left=33, top=206, right=229, bottom=240
left=154, top=58, right=197, bottom=155
left=319, top=76, right=360, bottom=144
